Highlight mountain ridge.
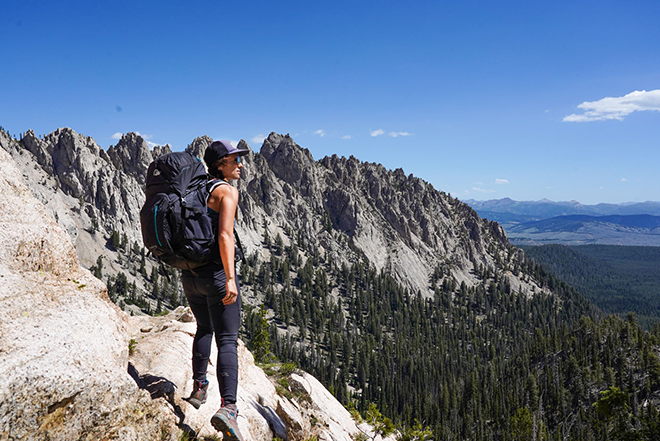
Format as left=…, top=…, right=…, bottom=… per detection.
left=465, top=197, right=660, bottom=219
left=466, top=197, right=660, bottom=246
left=3, top=127, right=521, bottom=298
left=512, top=214, right=660, bottom=232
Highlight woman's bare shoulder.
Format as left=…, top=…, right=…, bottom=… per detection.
left=211, top=181, right=238, bottom=197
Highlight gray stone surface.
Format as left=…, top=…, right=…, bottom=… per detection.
left=0, top=144, right=179, bottom=440
left=185, top=135, right=213, bottom=160
left=107, top=132, right=153, bottom=185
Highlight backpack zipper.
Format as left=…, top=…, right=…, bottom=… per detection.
left=154, top=204, right=163, bottom=247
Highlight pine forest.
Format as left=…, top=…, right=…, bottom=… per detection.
left=237, top=234, right=660, bottom=440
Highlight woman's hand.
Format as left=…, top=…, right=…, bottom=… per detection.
left=223, top=278, right=239, bottom=305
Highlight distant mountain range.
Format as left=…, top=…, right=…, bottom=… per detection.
left=465, top=197, right=660, bottom=221
left=464, top=198, right=660, bottom=246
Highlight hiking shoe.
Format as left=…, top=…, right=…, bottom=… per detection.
left=211, top=404, right=243, bottom=441
left=183, top=380, right=208, bottom=409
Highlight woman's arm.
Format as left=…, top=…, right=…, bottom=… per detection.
left=209, top=184, right=239, bottom=305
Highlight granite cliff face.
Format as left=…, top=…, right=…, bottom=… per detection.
left=238, top=132, right=525, bottom=297
left=1, top=128, right=162, bottom=315
left=0, top=137, right=391, bottom=441
left=107, top=132, right=154, bottom=185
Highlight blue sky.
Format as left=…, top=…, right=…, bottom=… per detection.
left=2, top=0, right=659, bottom=204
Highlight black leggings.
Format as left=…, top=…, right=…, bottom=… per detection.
left=182, top=266, right=241, bottom=404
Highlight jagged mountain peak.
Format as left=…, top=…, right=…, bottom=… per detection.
left=1, top=127, right=146, bottom=250
left=42, top=127, right=105, bottom=161
left=185, top=135, right=213, bottom=160
left=261, top=132, right=314, bottom=162
left=263, top=131, right=291, bottom=147
left=151, top=144, right=173, bottom=159
left=239, top=132, right=518, bottom=295
left=236, top=138, right=252, bottom=152
left=259, top=133, right=318, bottom=195
left=107, top=132, right=153, bottom=185
left=113, top=131, right=146, bottom=144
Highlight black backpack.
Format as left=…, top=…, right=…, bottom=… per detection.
left=140, top=152, right=221, bottom=270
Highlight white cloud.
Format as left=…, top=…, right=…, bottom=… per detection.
left=313, top=129, right=325, bottom=137
left=112, top=131, right=154, bottom=142
left=342, top=135, right=352, bottom=140
left=472, top=187, right=496, bottom=193
left=146, top=141, right=158, bottom=148
left=563, top=89, right=660, bottom=122
left=132, top=131, right=152, bottom=140
left=251, top=134, right=266, bottom=144
left=370, top=129, right=384, bottom=137
left=389, top=131, right=411, bottom=138
left=495, top=178, right=509, bottom=185
left=621, top=178, right=627, bottom=182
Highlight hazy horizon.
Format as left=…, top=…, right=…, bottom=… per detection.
left=462, top=197, right=660, bottom=205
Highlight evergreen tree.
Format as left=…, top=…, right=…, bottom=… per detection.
left=110, top=230, right=120, bottom=250
left=90, top=255, right=103, bottom=280
left=248, top=305, right=273, bottom=363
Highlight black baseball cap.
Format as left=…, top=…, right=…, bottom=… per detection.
left=203, top=140, right=250, bottom=166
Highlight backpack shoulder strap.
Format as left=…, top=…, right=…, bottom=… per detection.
left=207, top=179, right=229, bottom=194
left=206, top=179, right=245, bottom=263
left=206, top=179, right=238, bottom=219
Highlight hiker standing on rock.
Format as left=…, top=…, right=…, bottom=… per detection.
left=182, top=140, right=248, bottom=441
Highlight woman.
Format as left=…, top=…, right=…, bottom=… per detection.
left=182, top=139, right=248, bottom=441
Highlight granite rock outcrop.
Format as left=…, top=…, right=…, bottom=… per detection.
left=0, top=143, right=179, bottom=440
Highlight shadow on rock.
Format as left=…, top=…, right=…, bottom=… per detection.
left=128, top=363, right=196, bottom=437
left=251, top=397, right=288, bottom=440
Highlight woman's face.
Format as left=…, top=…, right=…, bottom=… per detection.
left=218, top=154, right=243, bottom=180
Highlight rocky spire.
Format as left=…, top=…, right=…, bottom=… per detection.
left=151, top=144, right=173, bottom=159
left=185, top=135, right=213, bottom=160
left=260, top=132, right=319, bottom=199
left=107, top=132, right=153, bottom=185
